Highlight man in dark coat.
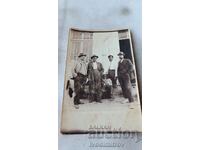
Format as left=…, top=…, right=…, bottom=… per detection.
left=117, top=52, right=134, bottom=103
left=73, top=53, right=88, bottom=108
left=87, top=55, right=104, bottom=103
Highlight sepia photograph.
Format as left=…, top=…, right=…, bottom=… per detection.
left=61, top=28, right=142, bottom=133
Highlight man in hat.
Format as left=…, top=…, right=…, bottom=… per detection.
left=72, top=53, right=88, bottom=108
left=117, top=52, right=135, bottom=105
left=87, top=55, right=104, bottom=103
left=107, top=54, right=117, bottom=88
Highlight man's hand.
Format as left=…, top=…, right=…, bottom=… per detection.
left=72, top=72, right=77, bottom=78
left=86, top=78, right=89, bottom=83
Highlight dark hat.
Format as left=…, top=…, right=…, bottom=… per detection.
left=108, top=54, right=113, bottom=58
left=78, top=53, right=86, bottom=57
left=91, top=55, right=98, bottom=59
left=117, top=52, right=125, bottom=56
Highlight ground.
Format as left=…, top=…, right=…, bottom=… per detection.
left=61, top=85, right=142, bottom=133
left=68, top=85, right=140, bottom=110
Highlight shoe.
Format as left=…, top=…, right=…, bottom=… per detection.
left=77, top=101, right=84, bottom=104
left=120, top=99, right=129, bottom=104
left=74, top=105, right=79, bottom=109
left=111, top=95, right=114, bottom=99
left=128, top=102, right=134, bottom=109
left=97, top=100, right=102, bottom=103
left=110, top=98, right=114, bottom=101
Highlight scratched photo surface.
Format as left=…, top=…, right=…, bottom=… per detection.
left=61, top=28, right=142, bottom=133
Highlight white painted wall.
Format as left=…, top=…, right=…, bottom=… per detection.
left=92, top=32, right=120, bottom=73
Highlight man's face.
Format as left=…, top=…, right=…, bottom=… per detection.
left=92, top=57, right=97, bottom=62
left=118, top=54, right=124, bottom=59
left=80, top=56, right=86, bottom=61
left=108, top=56, right=113, bottom=62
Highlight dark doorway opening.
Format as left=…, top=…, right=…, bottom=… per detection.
left=119, top=39, right=133, bottom=63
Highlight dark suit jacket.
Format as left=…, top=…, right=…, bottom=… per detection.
left=117, top=59, right=134, bottom=79
left=87, top=62, right=104, bottom=80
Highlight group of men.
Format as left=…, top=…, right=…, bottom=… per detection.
left=72, top=51, right=135, bottom=108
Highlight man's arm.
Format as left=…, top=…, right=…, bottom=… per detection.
left=115, top=61, right=118, bottom=77
left=72, top=62, right=79, bottom=77
left=127, top=59, right=134, bottom=74
left=127, top=59, right=135, bottom=81
left=100, top=63, right=104, bottom=74
left=87, top=63, right=92, bottom=80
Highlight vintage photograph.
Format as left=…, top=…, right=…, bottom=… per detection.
left=61, top=28, right=142, bottom=133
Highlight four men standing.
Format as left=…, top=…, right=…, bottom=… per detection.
left=72, top=51, right=135, bottom=107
